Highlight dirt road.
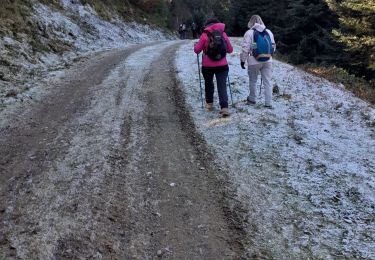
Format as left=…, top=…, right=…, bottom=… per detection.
left=0, top=41, right=246, bottom=259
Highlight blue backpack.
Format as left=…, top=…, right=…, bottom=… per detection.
left=252, top=29, right=274, bottom=62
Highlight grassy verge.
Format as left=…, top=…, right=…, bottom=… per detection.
left=0, top=0, right=63, bottom=35
left=79, top=0, right=171, bottom=29
left=39, top=0, right=62, bottom=9
left=274, top=54, right=375, bottom=105
left=80, top=0, right=119, bottom=21
left=0, top=0, right=33, bottom=35
left=302, top=65, right=375, bottom=105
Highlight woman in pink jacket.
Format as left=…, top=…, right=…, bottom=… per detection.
left=194, top=18, right=233, bottom=116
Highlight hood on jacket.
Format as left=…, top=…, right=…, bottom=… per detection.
left=251, top=23, right=266, bottom=32
left=204, top=22, right=226, bottom=33
left=204, top=18, right=220, bottom=26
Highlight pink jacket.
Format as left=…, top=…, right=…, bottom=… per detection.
left=194, top=23, right=233, bottom=67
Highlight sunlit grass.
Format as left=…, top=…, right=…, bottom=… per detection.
left=302, top=65, right=375, bottom=105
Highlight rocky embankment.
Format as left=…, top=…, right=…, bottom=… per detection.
left=0, top=0, right=172, bottom=107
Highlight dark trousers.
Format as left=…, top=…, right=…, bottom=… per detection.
left=202, top=65, right=229, bottom=108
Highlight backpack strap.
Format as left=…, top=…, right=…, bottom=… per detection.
left=251, top=29, right=257, bottom=56
left=202, top=30, right=212, bottom=53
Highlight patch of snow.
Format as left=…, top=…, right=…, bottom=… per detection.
left=176, top=38, right=375, bottom=259
left=3, top=37, right=16, bottom=45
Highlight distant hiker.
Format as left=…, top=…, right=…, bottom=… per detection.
left=182, top=23, right=187, bottom=39
left=191, top=22, right=197, bottom=39
left=240, top=15, right=276, bottom=108
left=179, top=24, right=183, bottom=39
left=194, top=18, right=233, bottom=117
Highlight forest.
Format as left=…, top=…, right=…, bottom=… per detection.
left=1, top=0, right=374, bottom=84
left=167, top=0, right=374, bottom=83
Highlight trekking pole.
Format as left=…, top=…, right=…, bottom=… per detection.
left=259, top=76, right=263, bottom=95
left=197, top=54, right=204, bottom=108
left=227, top=75, right=234, bottom=107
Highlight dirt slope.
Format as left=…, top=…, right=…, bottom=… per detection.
left=0, top=41, right=246, bottom=259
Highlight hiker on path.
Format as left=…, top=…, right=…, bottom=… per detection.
left=178, top=24, right=183, bottom=39
left=182, top=23, right=187, bottom=39
left=194, top=18, right=233, bottom=117
left=191, top=22, right=197, bottom=39
left=240, top=15, right=276, bottom=108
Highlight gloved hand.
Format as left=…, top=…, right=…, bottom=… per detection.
left=241, top=62, right=246, bottom=69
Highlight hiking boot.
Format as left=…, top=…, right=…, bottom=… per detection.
left=220, top=107, right=229, bottom=117
left=246, top=96, right=256, bottom=105
left=206, top=102, right=214, bottom=111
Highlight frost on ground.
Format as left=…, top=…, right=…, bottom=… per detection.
left=176, top=39, right=375, bottom=259
left=1, top=43, right=174, bottom=259
left=0, top=0, right=173, bottom=108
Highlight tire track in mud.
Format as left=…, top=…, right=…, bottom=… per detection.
left=0, top=43, right=151, bottom=186
left=0, top=42, right=157, bottom=258
left=0, top=41, right=247, bottom=259
left=122, top=43, right=247, bottom=259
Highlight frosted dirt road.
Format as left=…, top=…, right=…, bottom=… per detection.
left=0, top=41, right=246, bottom=259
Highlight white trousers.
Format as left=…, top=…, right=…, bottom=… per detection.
left=247, top=62, right=273, bottom=106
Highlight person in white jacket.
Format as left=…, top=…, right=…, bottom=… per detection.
left=240, top=15, right=276, bottom=108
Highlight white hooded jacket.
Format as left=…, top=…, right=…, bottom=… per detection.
left=240, top=23, right=276, bottom=66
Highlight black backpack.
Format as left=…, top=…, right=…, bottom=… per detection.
left=205, top=30, right=227, bottom=61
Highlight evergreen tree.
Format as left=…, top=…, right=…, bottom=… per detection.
left=210, top=0, right=231, bottom=26
left=278, top=0, right=342, bottom=65
left=169, top=0, right=190, bottom=27
left=191, top=9, right=207, bottom=34
left=227, top=0, right=288, bottom=36
left=326, top=0, right=375, bottom=79
left=227, top=0, right=256, bottom=35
